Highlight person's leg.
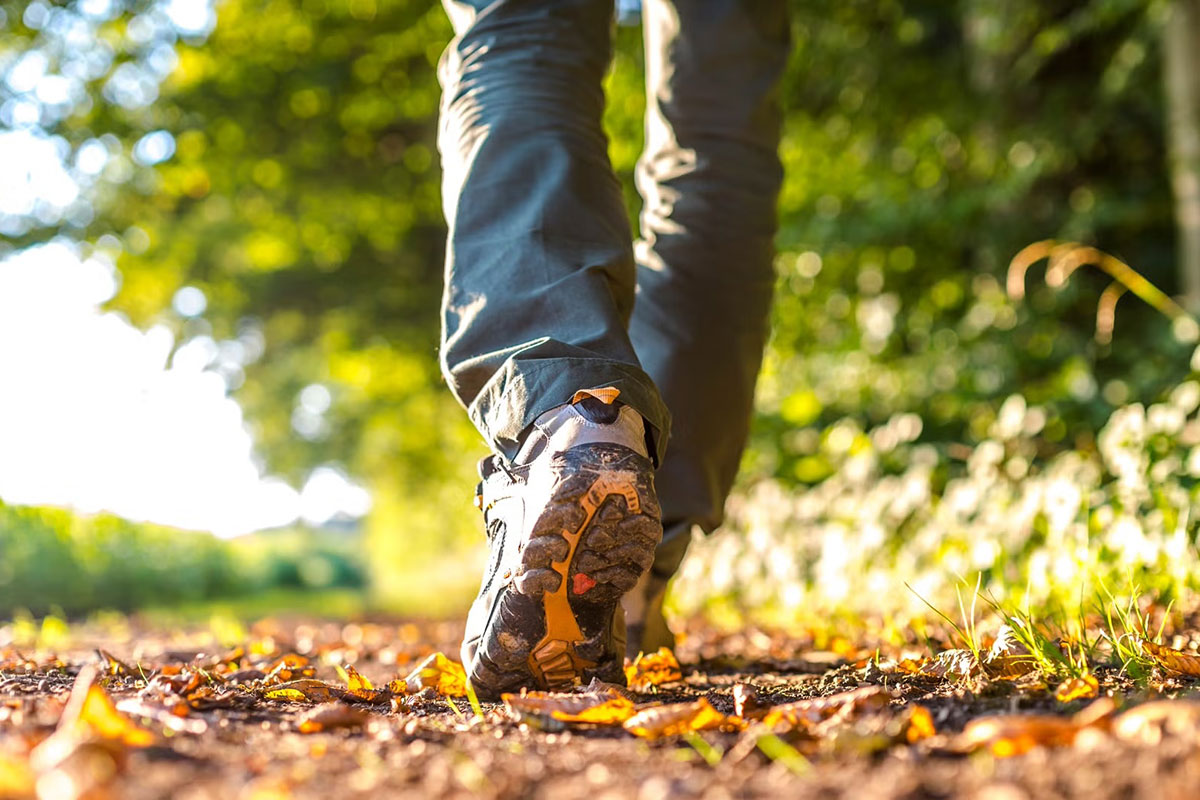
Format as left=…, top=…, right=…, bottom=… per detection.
left=438, top=0, right=670, bottom=464
left=438, top=0, right=669, bottom=695
left=625, top=0, right=790, bottom=651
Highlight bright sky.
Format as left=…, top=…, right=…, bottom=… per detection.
left=0, top=241, right=371, bottom=537
left=0, top=0, right=373, bottom=537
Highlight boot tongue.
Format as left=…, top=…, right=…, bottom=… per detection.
left=573, top=394, right=620, bottom=424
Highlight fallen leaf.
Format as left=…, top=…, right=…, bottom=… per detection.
left=503, top=688, right=635, bottom=724
left=341, top=665, right=373, bottom=692
left=59, top=666, right=153, bottom=747
left=623, top=697, right=729, bottom=739
left=624, top=648, right=683, bottom=692
left=0, top=752, right=34, bottom=797
left=1140, top=639, right=1200, bottom=677
left=759, top=686, right=890, bottom=731
left=335, top=665, right=390, bottom=704
left=922, top=649, right=983, bottom=681
left=95, top=649, right=135, bottom=677
left=959, top=714, right=1080, bottom=757
left=1113, top=700, right=1200, bottom=745
left=1054, top=675, right=1098, bottom=703
left=116, top=698, right=208, bottom=734
left=263, top=679, right=341, bottom=704
left=984, top=626, right=1035, bottom=678
left=905, top=704, right=937, bottom=743
left=297, top=703, right=370, bottom=734
left=402, top=653, right=468, bottom=697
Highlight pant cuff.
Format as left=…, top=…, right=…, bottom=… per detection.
left=469, top=357, right=671, bottom=467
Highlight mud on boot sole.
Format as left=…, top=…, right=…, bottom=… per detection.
left=471, top=443, right=662, bottom=696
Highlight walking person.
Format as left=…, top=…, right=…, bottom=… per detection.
left=436, top=0, right=789, bottom=697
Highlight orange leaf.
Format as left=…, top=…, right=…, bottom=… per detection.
left=623, top=697, right=729, bottom=739
left=402, top=653, right=468, bottom=697
left=624, top=647, right=683, bottom=692
left=960, top=714, right=1080, bottom=757
left=1054, top=675, right=1098, bottom=703
left=906, top=704, right=937, bottom=743
left=1140, top=640, right=1200, bottom=677
left=297, top=703, right=370, bottom=734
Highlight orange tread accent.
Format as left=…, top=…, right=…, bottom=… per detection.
left=529, top=470, right=641, bottom=688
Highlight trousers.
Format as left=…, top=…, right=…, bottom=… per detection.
left=437, top=0, right=789, bottom=573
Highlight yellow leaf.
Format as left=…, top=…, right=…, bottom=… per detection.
left=624, top=647, right=683, bottom=692
left=502, top=688, right=635, bottom=725
left=1140, top=639, right=1200, bottom=677
left=403, top=653, right=468, bottom=697
left=0, top=752, right=34, bottom=796
left=906, top=704, right=937, bottom=743
left=386, top=679, right=407, bottom=694
left=342, top=665, right=373, bottom=692
left=264, top=679, right=340, bottom=703
left=1054, top=675, right=1098, bottom=703
left=623, top=698, right=729, bottom=739
left=71, top=680, right=153, bottom=747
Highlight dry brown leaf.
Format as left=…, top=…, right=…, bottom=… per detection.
left=1054, top=675, right=1098, bottom=703
left=1112, top=700, right=1200, bottom=745
left=402, top=653, right=468, bottom=697
left=623, top=697, right=729, bottom=739
left=503, top=688, right=635, bottom=725
left=624, top=647, right=683, bottom=692
left=905, top=704, right=937, bottom=743
left=297, top=703, right=370, bottom=734
left=959, top=714, right=1080, bottom=757
left=923, top=649, right=983, bottom=680
left=1140, top=639, right=1200, bottom=677
left=984, top=626, right=1035, bottom=678
left=759, top=685, right=890, bottom=731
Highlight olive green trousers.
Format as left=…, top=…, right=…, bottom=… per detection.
left=437, top=0, right=789, bottom=572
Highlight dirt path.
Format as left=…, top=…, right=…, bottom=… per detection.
left=3, top=617, right=1200, bottom=799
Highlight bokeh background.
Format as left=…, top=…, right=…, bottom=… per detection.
left=4, top=0, right=1200, bottom=625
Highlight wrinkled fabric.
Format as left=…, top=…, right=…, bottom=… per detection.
left=437, top=0, right=789, bottom=539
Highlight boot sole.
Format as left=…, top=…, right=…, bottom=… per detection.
left=470, top=443, right=662, bottom=696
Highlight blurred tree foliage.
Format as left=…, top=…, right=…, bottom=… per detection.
left=0, top=501, right=364, bottom=615
left=2, top=0, right=1198, bottom=598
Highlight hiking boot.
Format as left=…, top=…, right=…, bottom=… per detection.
left=461, top=388, right=663, bottom=698
left=620, top=522, right=690, bottom=659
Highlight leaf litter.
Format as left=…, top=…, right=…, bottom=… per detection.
left=7, top=615, right=1200, bottom=797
